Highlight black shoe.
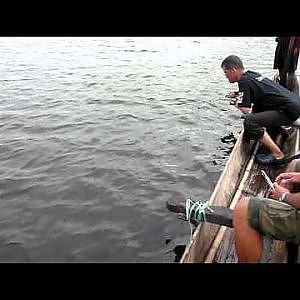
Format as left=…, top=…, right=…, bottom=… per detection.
left=255, top=153, right=284, bottom=166
left=255, top=153, right=300, bottom=166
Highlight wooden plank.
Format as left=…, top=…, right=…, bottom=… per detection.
left=205, top=142, right=259, bottom=262
left=190, top=206, right=233, bottom=228
left=166, top=200, right=234, bottom=228
left=213, top=228, right=237, bottom=263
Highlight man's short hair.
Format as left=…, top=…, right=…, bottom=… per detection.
left=221, top=55, right=244, bottom=70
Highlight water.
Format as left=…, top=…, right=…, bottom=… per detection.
left=0, top=37, right=292, bottom=262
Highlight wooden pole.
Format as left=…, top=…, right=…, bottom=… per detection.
left=278, top=36, right=300, bottom=263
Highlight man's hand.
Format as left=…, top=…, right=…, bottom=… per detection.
left=225, top=91, right=239, bottom=98
left=238, top=107, right=252, bottom=114
left=271, top=182, right=290, bottom=200
left=275, top=172, right=300, bottom=186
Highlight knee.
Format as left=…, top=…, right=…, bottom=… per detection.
left=286, top=159, right=299, bottom=172
left=243, top=117, right=265, bottom=141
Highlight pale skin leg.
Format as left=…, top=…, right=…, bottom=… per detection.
left=233, top=197, right=263, bottom=263
left=260, top=131, right=284, bottom=159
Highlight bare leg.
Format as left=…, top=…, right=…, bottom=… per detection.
left=260, top=131, right=284, bottom=159
left=233, top=197, right=263, bottom=263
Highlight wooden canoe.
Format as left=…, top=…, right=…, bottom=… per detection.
left=177, top=37, right=300, bottom=262
left=179, top=126, right=300, bottom=263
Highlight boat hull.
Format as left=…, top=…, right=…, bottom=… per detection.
left=180, top=128, right=299, bottom=263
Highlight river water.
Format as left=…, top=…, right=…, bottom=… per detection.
left=0, top=37, right=292, bottom=262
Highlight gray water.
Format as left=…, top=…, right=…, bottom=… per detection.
left=0, top=37, right=290, bottom=262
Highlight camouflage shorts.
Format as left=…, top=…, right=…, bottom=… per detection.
left=248, top=159, right=300, bottom=244
left=248, top=197, right=300, bottom=244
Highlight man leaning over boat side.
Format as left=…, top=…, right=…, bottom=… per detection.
left=233, top=159, right=300, bottom=263
left=221, top=55, right=300, bottom=166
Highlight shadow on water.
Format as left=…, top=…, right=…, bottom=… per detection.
left=172, top=245, right=186, bottom=262
left=220, top=132, right=237, bottom=145
left=217, top=132, right=237, bottom=156
left=0, top=239, right=30, bottom=262
left=165, top=239, right=186, bottom=263
left=211, top=132, right=238, bottom=166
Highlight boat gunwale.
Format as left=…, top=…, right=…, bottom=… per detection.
left=180, top=130, right=257, bottom=262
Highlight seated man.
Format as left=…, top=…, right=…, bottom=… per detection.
left=221, top=55, right=300, bottom=166
left=233, top=159, right=300, bottom=263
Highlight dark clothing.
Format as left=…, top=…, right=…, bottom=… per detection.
left=273, top=37, right=300, bottom=90
left=243, top=110, right=291, bottom=141
left=238, top=70, right=300, bottom=121
left=273, top=36, right=300, bottom=72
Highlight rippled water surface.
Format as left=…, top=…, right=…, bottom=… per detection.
left=0, top=37, right=291, bottom=262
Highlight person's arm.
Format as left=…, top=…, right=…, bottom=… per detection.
left=275, top=172, right=300, bottom=185
left=238, top=107, right=252, bottom=114
left=272, top=182, right=300, bottom=209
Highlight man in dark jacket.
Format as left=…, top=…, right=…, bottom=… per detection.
left=221, top=55, right=300, bottom=165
